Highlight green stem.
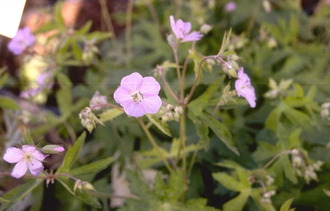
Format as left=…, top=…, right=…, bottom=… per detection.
left=160, top=68, right=180, bottom=103
left=184, top=56, right=216, bottom=105
left=137, top=117, right=173, bottom=173
left=125, top=0, right=134, bottom=66
left=173, top=48, right=184, bottom=101
left=263, top=150, right=292, bottom=170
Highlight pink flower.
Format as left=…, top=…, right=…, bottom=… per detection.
left=3, top=145, right=48, bottom=179
left=225, top=2, right=236, bottom=12
left=235, top=68, right=256, bottom=108
left=170, top=15, right=203, bottom=43
left=7, top=27, right=35, bottom=55
left=114, top=72, right=162, bottom=117
left=90, top=91, right=107, bottom=110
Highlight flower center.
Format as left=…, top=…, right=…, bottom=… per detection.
left=24, top=153, right=33, bottom=163
left=131, top=91, right=144, bottom=103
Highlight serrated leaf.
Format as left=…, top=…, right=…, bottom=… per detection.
left=98, top=109, right=124, bottom=122
left=200, top=112, right=239, bottom=155
left=146, top=114, right=171, bottom=137
left=57, top=132, right=86, bottom=173
left=280, top=197, right=294, bottom=211
left=70, top=157, right=114, bottom=176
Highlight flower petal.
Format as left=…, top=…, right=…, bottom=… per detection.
left=28, top=159, right=44, bottom=176
left=32, top=150, right=48, bottom=161
left=124, top=101, right=146, bottom=117
left=181, top=31, right=203, bottom=42
left=11, top=160, right=28, bottom=179
left=120, top=72, right=143, bottom=91
left=3, top=147, right=24, bottom=163
left=170, top=15, right=181, bottom=39
left=140, top=95, right=162, bottom=114
left=139, top=77, right=161, bottom=95
left=114, top=87, right=133, bottom=105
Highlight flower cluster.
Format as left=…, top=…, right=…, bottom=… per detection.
left=7, top=27, right=35, bottom=55
left=114, top=72, right=162, bottom=118
left=291, top=149, right=323, bottom=184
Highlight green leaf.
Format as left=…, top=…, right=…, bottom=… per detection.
left=188, top=76, right=225, bottom=114
left=282, top=103, right=311, bottom=130
left=280, top=155, right=298, bottom=184
left=75, top=188, right=102, bottom=208
left=265, top=107, right=281, bottom=132
left=56, top=86, right=72, bottom=118
left=0, top=179, right=43, bottom=209
left=154, top=173, right=167, bottom=200
left=70, top=156, right=114, bottom=176
left=54, top=2, right=65, bottom=27
left=146, top=114, right=172, bottom=137
left=57, top=132, right=86, bottom=173
left=280, top=198, right=295, bottom=211
left=222, top=190, right=250, bottom=211
left=24, top=130, right=35, bottom=145
left=0, top=72, right=8, bottom=89
left=0, top=197, right=10, bottom=203
left=98, top=109, right=124, bottom=122
left=0, top=96, right=19, bottom=110
left=167, top=170, right=185, bottom=202
left=56, top=72, right=73, bottom=89
left=212, top=172, right=245, bottom=192
left=188, top=112, right=210, bottom=151
left=200, top=112, right=239, bottom=155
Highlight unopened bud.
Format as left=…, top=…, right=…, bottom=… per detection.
left=42, top=145, right=65, bottom=154
left=200, top=24, right=212, bottom=34
left=227, top=68, right=238, bottom=78
left=263, top=0, right=271, bottom=13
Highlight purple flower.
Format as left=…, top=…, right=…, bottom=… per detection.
left=170, top=15, right=203, bottom=43
left=235, top=68, right=256, bottom=108
left=20, top=71, right=54, bottom=99
left=3, top=145, right=48, bottom=179
left=7, top=27, right=35, bottom=55
left=114, top=72, right=162, bottom=117
left=225, top=2, right=236, bottom=12
left=90, top=91, right=107, bottom=110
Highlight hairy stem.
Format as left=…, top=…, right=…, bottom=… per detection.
left=137, top=117, right=173, bottom=173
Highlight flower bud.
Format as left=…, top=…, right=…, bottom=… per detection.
left=263, top=0, right=271, bottom=13
left=167, top=34, right=178, bottom=49
left=200, top=24, right=212, bottom=35
left=227, top=68, right=238, bottom=78
left=42, top=145, right=65, bottom=154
